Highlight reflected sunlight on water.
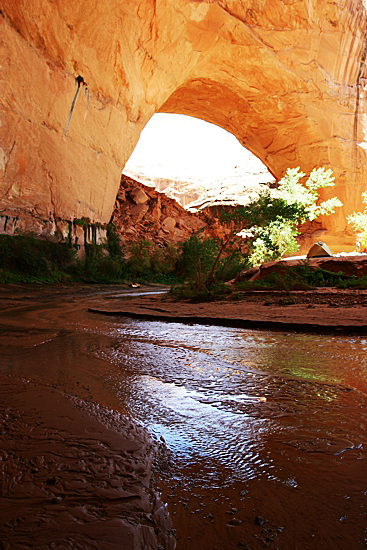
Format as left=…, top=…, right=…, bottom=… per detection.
left=93, top=319, right=367, bottom=487
left=1, top=287, right=367, bottom=548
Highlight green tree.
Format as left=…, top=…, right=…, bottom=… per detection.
left=126, top=239, right=153, bottom=276
left=243, top=167, right=342, bottom=265
left=176, top=236, right=221, bottom=287
left=276, top=167, right=342, bottom=221
left=174, top=167, right=342, bottom=298
left=347, top=191, right=367, bottom=248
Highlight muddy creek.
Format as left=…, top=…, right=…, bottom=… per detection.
left=0, top=285, right=367, bottom=549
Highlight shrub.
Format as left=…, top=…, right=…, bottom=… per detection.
left=0, top=233, right=76, bottom=278
left=150, top=243, right=179, bottom=275
left=176, top=236, right=220, bottom=285
left=125, top=239, right=179, bottom=279
left=236, top=262, right=351, bottom=291
left=347, top=191, right=367, bottom=248
left=106, top=222, right=124, bottom=259
left=126, top=240, right=153, bottom=276
left=70, top=243, right=124, bottom=283
left=170, top=279, right=230, bottom=302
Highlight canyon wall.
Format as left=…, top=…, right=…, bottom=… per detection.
left=1, top=1, right=367, bottom=250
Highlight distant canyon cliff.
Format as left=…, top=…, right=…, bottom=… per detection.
left=1, top=1, right=367, bottom=250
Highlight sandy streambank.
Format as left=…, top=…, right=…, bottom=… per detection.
left=0, top=374, right=175, bottom=549
left=88, top=289, right=367, bottom=332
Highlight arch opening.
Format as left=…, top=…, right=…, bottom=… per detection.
left=123, top=113, right=275, bottom=211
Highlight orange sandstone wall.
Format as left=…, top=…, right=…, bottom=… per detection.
left=1, top=1, right=367, bottom=250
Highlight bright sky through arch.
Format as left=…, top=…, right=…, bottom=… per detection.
left=124, top=113, right=271, bottom=182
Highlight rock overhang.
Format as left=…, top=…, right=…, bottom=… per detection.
left=1, top=0, right=367, bottom=250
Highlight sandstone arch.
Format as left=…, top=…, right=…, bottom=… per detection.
left=1, top=0, right=367, bottom=249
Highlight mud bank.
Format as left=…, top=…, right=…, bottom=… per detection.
left=88, top=288, right=367, bottom=333
left=0, top=284, right=175, bottom=549
left=0, top=374, right=175, bottom=549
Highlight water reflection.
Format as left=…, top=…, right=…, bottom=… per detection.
left=104, top=320, right=367, bottom=390
left=92, top=319, right=367, bottom=489
left=88, top=318, right=367, bottom=546
left=1, top=286, right=367, bottom=548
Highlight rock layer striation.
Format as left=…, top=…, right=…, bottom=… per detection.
left=1, top=1, right=367, bottom=250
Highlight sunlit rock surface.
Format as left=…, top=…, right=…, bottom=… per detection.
left=112, top=175, right=208, bottom=245
left=251, top=253, right=367, bottom=281
left=1, top=1, right=367, bottom=249
left=124, top=151, right=275, bottom=210
left=123, top=167, right=206, bottom=208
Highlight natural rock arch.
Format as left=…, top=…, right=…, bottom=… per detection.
left=1, top=0, right=367, bottom=249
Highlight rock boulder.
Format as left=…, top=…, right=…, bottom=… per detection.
left=112, top=174, right=209, bottom=246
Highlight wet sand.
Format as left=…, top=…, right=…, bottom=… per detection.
left=89, top=287, right=367, bottom=332
left=1, top=283, right=367, bottom=549
left=0, top=375, right=174, bottom=549
left=0, top=284, right=175, bottom=549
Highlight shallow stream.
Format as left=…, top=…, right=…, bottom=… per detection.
left=1, top=285, right=366, bottom=549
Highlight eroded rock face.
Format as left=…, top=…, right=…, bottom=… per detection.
left=112, top=175, right=208, bottom=246
left=1, top=1, right=367, bottom=250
